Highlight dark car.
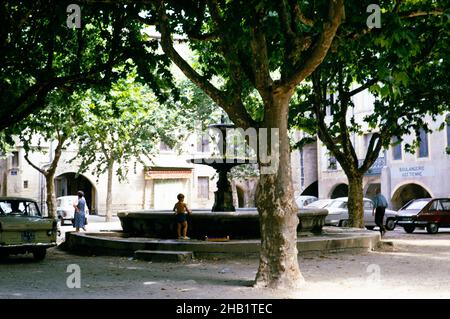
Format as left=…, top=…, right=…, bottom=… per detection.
left=396, top=198, right=450, bottom=234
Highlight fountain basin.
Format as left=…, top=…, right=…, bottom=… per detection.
left=117, top=208, right=328, bottom=240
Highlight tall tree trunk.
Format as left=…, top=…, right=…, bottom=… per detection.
left=46, top=138, right=64, bottom=219
left=254, top=92, right=304, bottom=289
left=347, top=173, right=364, bottom=228
left=105, top=160, right=114, bottom=222
left=24, top=138, right=65, bottom=218
left=45, top=173, right=56, bottom=218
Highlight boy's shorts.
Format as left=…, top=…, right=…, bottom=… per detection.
left=176, top=213, right=187, bottom=223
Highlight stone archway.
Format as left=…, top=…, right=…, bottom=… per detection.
left=301, top=181, right=318, bottom=197
left=55, top=172, right=98, bottom=215
left=391, top=183, right=432, bottom=210
left=236, top=185, right=245, bottom=208
left=330, top=183, right=348, bottom=199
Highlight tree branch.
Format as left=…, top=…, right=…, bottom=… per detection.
left=402, top=10, right=445, bottom=18
left=347, top=78, right=378, bottom=97
left=289, top=0, right=314, bottom=27
left=278, top=0, right=344, bottom=90
left=24, top=152, right=47, bottom=176
left=156, top=0, right=255, bottom=129
left=359, top=132, right=383, bottom=173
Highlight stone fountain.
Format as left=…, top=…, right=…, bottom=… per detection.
left=117, top=120, right=328, bottom=239
left=188, top=121, right=253, bottom=212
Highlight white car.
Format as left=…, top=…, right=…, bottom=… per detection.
left=56, top=195, right=89, bottom=225
left=305, top=199, right=334, bottom=209
left=324, top=197, right=397, bottom=230
left=295, top=196, right=318, bottom=208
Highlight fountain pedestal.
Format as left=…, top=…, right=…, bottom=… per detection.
left=212, top=169, right=235, bottom=212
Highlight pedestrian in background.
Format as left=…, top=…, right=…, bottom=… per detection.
left=372, top=189, right=388, bottom=237
left=73, top=190, right=87, bottom=232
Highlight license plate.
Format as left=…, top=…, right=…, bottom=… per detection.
left=22, top=231, right=35, bottom=242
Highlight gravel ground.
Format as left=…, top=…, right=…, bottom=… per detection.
left=1, top=227, right=449, bottom=299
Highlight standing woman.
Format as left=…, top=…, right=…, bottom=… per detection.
left=73, top=190, right=87, bottom=232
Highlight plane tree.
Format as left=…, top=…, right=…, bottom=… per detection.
left=11, top=91, right=82, bottom=218
left=290, top=0, right=450, bottom=227
left=137, top=0, right=346, bottom=289
left=0, top=0, right=174, bottom=131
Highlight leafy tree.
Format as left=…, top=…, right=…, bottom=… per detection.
left=0, top=0, right=174, bottom=131
left=73, top=75, right=177, bottom=221
left=291, top=0, right=450, bottom=227
left=143, top=0, right=346, bottom=289
left=13, top=91, right=82, bottom=218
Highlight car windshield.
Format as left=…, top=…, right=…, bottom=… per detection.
left=402, top=199, right=430, bottom=210
left=0, top=199, right=41, bottom=217
left=328, top=200, right=347, bottom=209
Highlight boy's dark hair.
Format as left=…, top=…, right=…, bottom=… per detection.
left=177, top=193, right=184, bottom=200
left=77, top=190, right=84, bottom=198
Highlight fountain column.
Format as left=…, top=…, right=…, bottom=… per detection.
left=212, top=168, right=235, bottom=212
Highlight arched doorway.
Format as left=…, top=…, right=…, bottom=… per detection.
left=330, top=183, right=348, bottom=199
left=365, top=183, right=381, bottom=200
left=55, top=173, right=97, bottom=215
left=391, top=183, right=432, bottom=210
left=301, top=181, right=318, bottom=197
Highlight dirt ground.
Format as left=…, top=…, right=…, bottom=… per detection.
left=0, top=228, right=449, bottom=299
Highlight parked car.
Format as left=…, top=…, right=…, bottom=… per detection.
left=295, top=196, right=318, bottom=208
left=304, top=199, right=334, bottom=209
left=396, top=198, right=450, bottom=234
left=57, top=195, right=89, bottom=225
left=324, top=197, right=397, bottom=230
left=0, top=197, right=57, bottom=260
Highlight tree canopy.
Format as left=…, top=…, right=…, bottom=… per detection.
left=0, top=0, right=175, bottom=131
left=290, top=0, right=450, bottom=226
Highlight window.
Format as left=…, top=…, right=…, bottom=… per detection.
left=418, top=128, right=429, bottom=158
left=441, top=199, right=450, bottom=210
left=159, top=141, right=172, bottom=151
left=328, top=156, right=337, bottom=170
left=392, top=136, right=402, bottom=160
left=197, top=177, right=209, bottom=199
left=11, top=151, right=19, bottom=167
left=23, top=181, right=28, bottom=189
left=197, top=134, right=210, bottom=153
left=430, top=200, right=444, bottom=211
left=300, top=149, right=305, bottom=188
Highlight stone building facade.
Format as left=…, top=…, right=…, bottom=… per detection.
left=316, top=89, right=450, bottom=209
left=0, top=133, right=261, bottom=216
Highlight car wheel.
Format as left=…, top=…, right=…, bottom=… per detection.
left=365, top=226, right=375, bottom=230
left=339, top=220, right=349, bottom=227
left=385, top=218, right=396, bottom=231
left=33, top=248, right=47, bottom=261
left=403, top=225, right=415, bottom=233
left=426, top=223, right=439, bottom=234
left=58, top=216, right=65, bottom=226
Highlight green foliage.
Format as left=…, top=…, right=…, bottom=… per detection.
left=73, top=75, right=165, bottom=181
left=291, top=0, right=450, bottom=165
left=73, top=75, right=221, bottom=181
left=16, top=90, right=82, bottom=155
left=0, top=1, right=175, bottom=130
